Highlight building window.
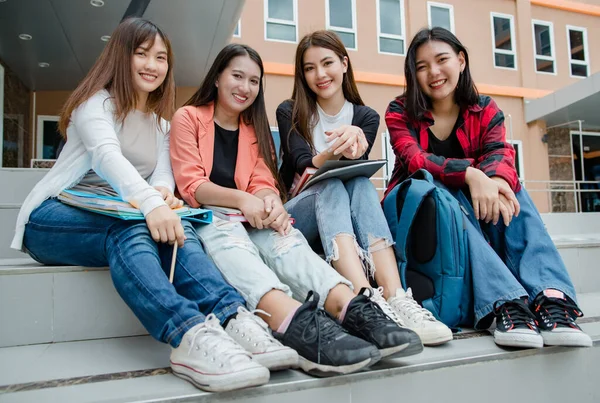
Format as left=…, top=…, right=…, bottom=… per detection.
left=490, top=13, right=517, bottom=70
left=567, top=26, right=589, bottom=78
left=507, top=139, right=525, bottom=181
left=428, top=2, right=454, bottom=33
left=571, top=131, right=600, bottom=212
left=532, top=20, right=555, bottom=74
left=36, top=115, right=61, bottom=160
left=376, top=0, right=406, bottom=55
left=264, top=0, right=297, bottom=43
left=233, top=19, right=241, bottom=37
left=326, top=0, right=357, bottom=50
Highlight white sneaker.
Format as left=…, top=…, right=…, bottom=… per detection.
left=375, top=287, right=453, bottom=346
left=225, top=307, right=299, bottom=370
left=170, top=314, right=270, bottom=392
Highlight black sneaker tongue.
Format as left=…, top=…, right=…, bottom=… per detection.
left=348, top=293, right=369, bottom=310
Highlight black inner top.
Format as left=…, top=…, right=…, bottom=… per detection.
left=426, top=118, right=464, bottom=159
left=210, top=122, right=239, bottom=189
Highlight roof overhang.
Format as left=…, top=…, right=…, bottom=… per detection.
left=525, top=72, right=600, bottom=130
left=0, top=0, right=244, bottom=91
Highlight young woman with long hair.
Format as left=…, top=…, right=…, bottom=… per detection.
left=170, top=43, right=422, bottom=377
left=385, top=27, right=592, bottom=348
left=12, top=18, right=274, bottom=392
left=276, top=30, right=452, bottom=346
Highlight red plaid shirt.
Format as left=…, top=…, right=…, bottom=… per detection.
left=384, top=95, right=520, bottom=198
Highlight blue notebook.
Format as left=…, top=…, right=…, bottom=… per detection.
left=58, top=189, right=212, bottom=224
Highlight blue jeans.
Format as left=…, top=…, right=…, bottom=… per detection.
left=285, top=176, right=395, bottom=277
left=444, top=185, right=578, bottom=328
left=23, top=199, right=245, bottom=347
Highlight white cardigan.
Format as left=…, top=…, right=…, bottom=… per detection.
left=11, top=90, right=173, bottom=251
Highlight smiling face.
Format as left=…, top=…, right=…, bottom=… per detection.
left=130, top=34, right=168, bottom=99
left=215, top=54, right=261, bottom=116
left=302, top=46, right=347, bottom=103
left=415, top=40, right=465, bottom=104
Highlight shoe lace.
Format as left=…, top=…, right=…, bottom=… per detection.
left=236, top=307, right=283, bottom=348
left=389, top=287, right=437, bottom=323
left=372, top=287, right=405, bottom=326
left=187, top=314, right=251, bottom=363
left=535, top=296, right=582, bottom=328
left=353, top=294, right=396, bottom=329
left=300, top=292, right=341, bottom=364
left=494, top=299, right=537, bottom=328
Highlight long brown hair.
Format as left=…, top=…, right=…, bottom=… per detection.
left=289, top=30, right=364, bottom=151
left=184, top=44, right=286, bottom=198
left=58, top=18, right=175, bottom=136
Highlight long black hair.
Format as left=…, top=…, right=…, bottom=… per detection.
left=185, top=43, right=285, bottom=197
left=403, top=27, right=479, bottom=121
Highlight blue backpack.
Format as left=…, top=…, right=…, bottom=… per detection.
left=383, top=169, right=472, bottom=327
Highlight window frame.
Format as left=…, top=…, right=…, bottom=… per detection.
left=531, top=19, right=556, bottom=76
left=376, top=0, right=406, bottom=56
left=427, top=1, right=455, bottom=34
left=233, top=18, right=241, bottom=38
left=490, top=12, right=518, bottom=71
left=264, top=0, right=298, bottom=44
left=566, top=25, right=590, bottom=79
left=507, top=139, right=525, bottom=181
left=326, top=0, right=358, bottom=51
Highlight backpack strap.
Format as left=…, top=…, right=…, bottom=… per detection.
left=383, top=170, right=437, bottom=286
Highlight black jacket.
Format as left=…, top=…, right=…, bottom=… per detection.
left=276, top=99, right=380, bottom=192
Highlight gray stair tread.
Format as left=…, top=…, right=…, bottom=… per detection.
left=0, top=258, right=106, bottom=275
left=1, top=322, right=598, bottom=401
left=552, top=233, right=600, bottom=248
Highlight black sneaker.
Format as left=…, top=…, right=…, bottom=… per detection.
left=531, top=290, right=592, bottom=347
left=493, top=298, right=543, bottom=348
left=273, top=291, right=381, bottom=377
left=341, top=288, right=423, bottom=359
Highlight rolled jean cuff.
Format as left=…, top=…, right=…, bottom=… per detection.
left=245, top=284, right=293, bottom=311
left=313, top=275, right=353, bottom=309
left=474, top=288, right=527, bottom=329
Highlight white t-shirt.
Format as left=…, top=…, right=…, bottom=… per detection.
left=312, top=100, right=354, bottom=153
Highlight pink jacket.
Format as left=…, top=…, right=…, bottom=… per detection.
left=170, top=103, right=279, bottom=208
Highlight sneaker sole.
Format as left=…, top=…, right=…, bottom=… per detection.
left=541, top=330, right=593, bottom=347
left=297, top=349, right=381, bottom=377
left=253, top=350, right=300, bottom=371
left=417, top=329, right=454, bottom=346
left=170, top=362, right=270, bottom=392
left=493, top=330, right=544, bottom=349
left=380, top=332, right=424, bottom=359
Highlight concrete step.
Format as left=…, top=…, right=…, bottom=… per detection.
left=2, top=250, right=599, bottom=348
left=1, top=207, right=22, bottom=259
left=0, top=259, right=146, bottom=348
left=0, top=168, right=49, bottom=205
left=0, top=320, right=598, bottom=403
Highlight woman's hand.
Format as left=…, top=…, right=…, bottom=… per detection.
left=145, top=205, right=186, bottom=247
left=239, top=193, right=268, bottom=229
left=261, top=194, right=291, bottom=235
left=325, top=125, right=368, bottom=159
left=492, top=176, right=520, bottom=226
left=465, top=168, right=512, bottom=224
left=154, top=186, right=184, bottom=209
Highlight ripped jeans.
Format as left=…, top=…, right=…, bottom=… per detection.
left=285, top=176, right=395, bottom=278
left=194, top=218, right=353, bottom=310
